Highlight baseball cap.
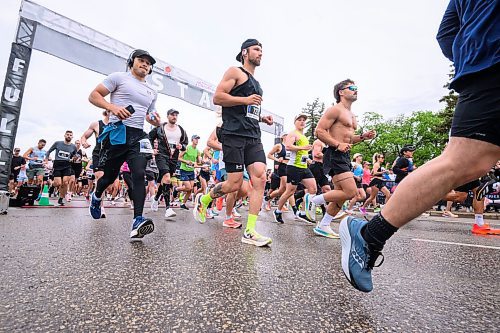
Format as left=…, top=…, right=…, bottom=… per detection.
left=294, top=113, right=308, bottom=122
left=352, top=153, right=362, bottom=160
left=192, top=134, right=200, bottom=140
left=14, top=148, right=20, bottom=152
left=236, top=39, right=262, bottom=62
left=130, top=49, right=156, bottom=65
left=167, top=109, right=179, bottom=115
left=400, top=144, right=416, bottom=154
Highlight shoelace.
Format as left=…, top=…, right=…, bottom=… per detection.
left=365, top=247, right=385, bottom=270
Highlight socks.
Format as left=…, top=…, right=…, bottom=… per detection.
left=291, top=205, right=298, bottom=215
left=201, top=193, right=213, bottom=206
left=312, top=194, right=326, bottom=205
left=475, top=214, right=484, bottom=226
left=246, top=214, right=258, bottom=234
left=226, top=215, right=232, bottom=221
left=362, top=213, right=398, bottom=251
left=164, top=184, right=171, bottom=208
left=320, top=212, right=334, bottom=227
left=275, top=209, right=282, bottom=214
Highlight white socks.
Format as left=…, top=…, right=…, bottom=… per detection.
left=475, top=214, right=484, bottom=226
left=312, top=194, right=326, bottom=205
left=320, top=212, right=334, bottom=227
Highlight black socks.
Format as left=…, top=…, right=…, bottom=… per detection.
left=362, top=213, right=398, bottom=251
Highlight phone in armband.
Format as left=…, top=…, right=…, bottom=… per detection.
left=126, top=105, right=135, bottom=114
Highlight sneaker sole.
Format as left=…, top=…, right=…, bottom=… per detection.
left=193, top=193, right=206, bottom=223
left=130, top=221, right=155, bottom=240
left=223, top=223, right=242, bottom=229
left=241, top=237, right=272, bottom=247
left=313, top=227, right=340, bottom=239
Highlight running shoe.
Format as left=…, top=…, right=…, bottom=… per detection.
left=101, top=205, right=106, bottom=219
left=472, top=223, right=500, bottom=235
left=273, top=209, right=284, bottom=224
left=476, top=177, right=496, bottom=201
left=339, top=216, right=384, bottom=293
left=442, top=211, right=458, bottom=218
left=241, top=230, right=272, bottom=247
left=89, top=193, right=101, bottom=219
left=58, top=197, right=65, bottom=206
left=193, top=193, right=207, bottom=224
left=359, top=207, right=367, bottom=215
left=150, top=198, right=159, bottom=212
left=373, top=207, right=381, bottom=213
left=223, top=217, right=242, bottom=229
left=333, top=210, right=348, bottom=220
left=180, top=204, right=189, bottom=210
left=216, top=197, right=224, bottom=211
left=313, top=224, right=340, bottom=238
left=304, top=193, right=316, bottom=221
left=210, top=209, right=219, bottom=216
left=130, top=216, right=154, bottom=240
left=296, top=211, right=315, bottom=224
left=165, top=208, right=176, bottom=218
left=232, top=208, right=242, bottom=220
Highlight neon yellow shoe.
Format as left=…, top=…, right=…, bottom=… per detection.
left=193, top=193, right=207, bottom=224
left=241, top=230, right=272, bottom=247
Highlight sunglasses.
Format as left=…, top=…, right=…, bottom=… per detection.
left=342, top=85, right=358, bottom=91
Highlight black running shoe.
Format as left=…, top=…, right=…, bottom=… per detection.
left=58, top=197, right=65, bottom=206
left=273, top=209, right=284, bottom=224
left=180, top=204, right=189, bottom=210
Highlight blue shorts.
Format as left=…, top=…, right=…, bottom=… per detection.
left=180, top=170, right=195, bottom=181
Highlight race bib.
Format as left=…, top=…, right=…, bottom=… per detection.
left=139, top=139, right=154, bottom=154
left=285, top=151, right=291, bottom=160
left=301, top=155, right=308, bottom=164
left=246, top=105, right=261, bottom=120
left=58, top=151, right=71, bottom=160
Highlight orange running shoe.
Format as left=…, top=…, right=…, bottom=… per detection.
left=223, top=218, right=242, bottom=229
left=216, top=197, right=224, bottom=211
left=471, top=224, right=492, bottom=235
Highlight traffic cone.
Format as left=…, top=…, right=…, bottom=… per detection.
left=38, top=185, right=53, bottom=206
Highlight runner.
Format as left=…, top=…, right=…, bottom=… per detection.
left=149, top=108, right=188, bottom=218
left=311, top=79, right=376, bottom=238
left=67, top=140, right=85, bottom=202
left=23, top=139, right=47, bottom=193
left=273, top=114, right=316, bottom=224
left=88, top=49, right=161, bottom=240
left=339, top=0, right=500, bottom=292
left=361, top=153, right=391, bottom=213
left=9, top=148, right=26, bottom=195
left=346, top=153, right=367, bottom=214
left=309, top=138, right=332, bottom=216
left=45, top=131, right=78, bottom=206
left=263, top=133, right=289, bottom=211
left=193, top=38, right=274, bottom=247
left=177, top=135, right=202, bottom=210
left=392, top=145, right=416, bottom=191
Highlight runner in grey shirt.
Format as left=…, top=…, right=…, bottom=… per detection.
left=45, top=130, right=77, bottom=206
left=88, top=49, right=161, bottom=241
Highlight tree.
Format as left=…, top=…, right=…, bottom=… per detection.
left=435, top=65, right=458, bottom=142
left=302, top=98, right=325, bottom=141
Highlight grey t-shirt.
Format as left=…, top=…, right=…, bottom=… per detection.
left=102, top=72, right=157, bottom=129
left=46, top=141, right=77, bottom=162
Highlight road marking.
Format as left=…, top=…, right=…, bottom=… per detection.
left=412, top=238, right=500, bottom=250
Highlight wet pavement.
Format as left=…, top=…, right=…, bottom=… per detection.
left=1, top=203, right=499, bottom=332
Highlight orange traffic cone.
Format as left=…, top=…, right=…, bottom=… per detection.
left=38, top=185, right=53, bottom=206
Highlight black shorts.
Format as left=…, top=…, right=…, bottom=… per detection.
left=277, top=163, right=287, bottom=178
left=270, top=173, right=281, bottom=190
left=98, top=126, right=150, bottom=170
left=199, top=170, right=211, bottom=182
left=323, top=148, right=352, bottom=176
left=71, top=163, right=82, bottom=178
left=451, top=64, right=500, bottom=146
left=145, top=171, right=156, bottom=182
left=9, top=171, right=19, bottom=181
left=355, top=179, right=362, bottom=189
left=156, top=155, right=177, bottom=179
left=368, top=178, right=384, bottom=190
left=92, top=153, right=103, bottom=172
left=455, top=179, right=480, bottom=193
left=53, top=160, right=72, bottom=178
left=362, top=183, right=369, bottom=191
left=309, top=162, right=330, bottom=187
left=220, top=134, right=266, bottom=173
left=286, top=165, right=314, bottom=186
left=81, top=178, right=89, bottom=186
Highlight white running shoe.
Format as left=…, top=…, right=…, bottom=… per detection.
left=164, top=207, right=176, bottom=218
left=313, top=224, right=340, bottom=239
left=151, top=198, right=159, bottom=212
left=333, top=210, right=348, bottom=220
left=232, top=208, right=241, bottom=219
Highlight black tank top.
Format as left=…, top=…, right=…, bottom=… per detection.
left=221, top=67, right=263, bottom=139
left=92, top=120, right=105, bottom=155
left=276, top=143, right=287, bottom=161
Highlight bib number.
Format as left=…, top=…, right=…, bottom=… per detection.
left=246, top=105, right=261, bottom=120
left=139, top=139, right=154, bottom=154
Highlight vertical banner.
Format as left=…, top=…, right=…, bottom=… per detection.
left=0, top=43, right=32, bottom=190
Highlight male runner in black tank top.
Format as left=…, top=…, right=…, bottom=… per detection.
left=263, top=133, right=289, bottom=210
left=193, top=39, right=274, bottom=247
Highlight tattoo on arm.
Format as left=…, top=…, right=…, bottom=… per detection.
left=211, top=183, right=225, bottom=199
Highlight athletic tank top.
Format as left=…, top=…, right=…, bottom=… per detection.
left=275, top=143, right=289, bottom=163
left=29, top=147, right=46, bottom=167
left=92, top=120, right=106, bottom=156
left=221, top=67, right=263, bottom=139
left=287, top=131, right=309, bottom=169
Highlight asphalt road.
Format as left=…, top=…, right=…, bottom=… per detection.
left=1, top=203, right=499, bottom=332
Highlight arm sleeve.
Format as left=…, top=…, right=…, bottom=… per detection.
left=436, top=0, right=459, bottom=61
left=101, top=72, right=121, bottom=93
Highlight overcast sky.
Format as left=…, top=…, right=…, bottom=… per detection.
left=0, top=0, right=452, bottom=160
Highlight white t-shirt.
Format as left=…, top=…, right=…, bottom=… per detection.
left=164, top=124, right=182, bottom=146
left=103, top=72, right=157, bottom=129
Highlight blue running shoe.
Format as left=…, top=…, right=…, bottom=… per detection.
left=339, top=216, right=384, bottom=292
left=89, top=193, right=102, bottom=220
left=130, top=216, right=154, bottom=241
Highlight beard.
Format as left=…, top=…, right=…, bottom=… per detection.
left=248, top=57, right=261, bottom=67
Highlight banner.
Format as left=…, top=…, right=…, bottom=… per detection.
left=0, top=43, right=32, bottom=190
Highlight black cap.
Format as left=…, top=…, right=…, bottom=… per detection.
left=192, top=134, right=200, bottom=140
left=400, top=144, right=416, bottom=154
left=236, top=39, right=262, bottom=62
left=167, top=109, right=179, bottom=115
left=130, top=49, right=156, bottom=65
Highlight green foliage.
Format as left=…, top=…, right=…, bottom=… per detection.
left=435, top=65, right=458, bottom=142
left=302, top=98, right=325, bottom=142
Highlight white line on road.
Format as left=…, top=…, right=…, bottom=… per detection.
left=412, top=238, right=500, bottom=250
